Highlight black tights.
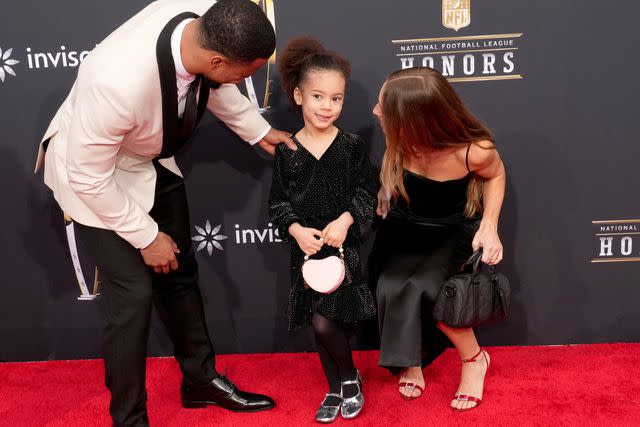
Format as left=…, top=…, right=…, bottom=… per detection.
left=312, top=314, right=358, bottom=396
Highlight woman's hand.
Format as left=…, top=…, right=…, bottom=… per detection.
left=472, top=222, right=503, bottom=265
left=289, top=223, right=323, bottom=256
left=376, top=186, right=392, bottom=219
left=321, top=213, right=353, bottom=248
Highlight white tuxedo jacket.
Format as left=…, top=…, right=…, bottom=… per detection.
left=34, top=0, right=269, bottom=249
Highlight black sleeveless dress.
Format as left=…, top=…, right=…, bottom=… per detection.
left=371, top=166, right=481, bottom=371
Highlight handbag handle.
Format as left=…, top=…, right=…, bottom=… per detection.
left=460, top=249, right=496, bottom=275
left=304, top=246, right=344, bottom=261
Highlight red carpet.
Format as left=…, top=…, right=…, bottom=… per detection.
left=1, top=344, right=639, bottom=426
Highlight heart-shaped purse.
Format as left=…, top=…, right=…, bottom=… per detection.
left=301, top=247, right=345, bottom=294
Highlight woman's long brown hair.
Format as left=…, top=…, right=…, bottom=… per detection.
left=379, top=67, right=494, bottom=217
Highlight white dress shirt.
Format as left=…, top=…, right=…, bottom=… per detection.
left=170, top=19, right=270, bottom=142
left=171, top=18, right=197, bottom=118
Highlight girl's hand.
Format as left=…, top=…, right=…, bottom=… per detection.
left=472, top=223, right=503, bottom=265
left=321, top=213, right=353, bottom=248
left=289, top=224, right=323, bottom=256
left=376, top=186, right=392, bottom=219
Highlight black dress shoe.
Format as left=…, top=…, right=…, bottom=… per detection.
left=181, top=375, right=275, bottom=412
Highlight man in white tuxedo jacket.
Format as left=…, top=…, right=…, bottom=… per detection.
left=34, top=1, right=294, bottom=425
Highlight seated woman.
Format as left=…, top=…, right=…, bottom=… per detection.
left=370, top=67, right=506, bottom=411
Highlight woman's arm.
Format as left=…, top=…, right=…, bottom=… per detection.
left=468, top=141, right=506, bottom=264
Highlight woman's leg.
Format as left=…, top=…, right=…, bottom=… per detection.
left=437, top=323, right=490, bottom=410
left=376, top=253, right=427, bottom=398
left=398, top=367, right=425, bottom=398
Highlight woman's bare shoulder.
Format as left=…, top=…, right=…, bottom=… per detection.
left=457, top=140, right=498, bottom=171
left=470, top=140, right=502, bottom=173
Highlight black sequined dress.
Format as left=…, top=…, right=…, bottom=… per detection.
left=269, top=129, right=377, bottom=330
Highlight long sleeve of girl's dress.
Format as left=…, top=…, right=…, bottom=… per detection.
left=345, top=139, right=377, bottom=238
left=268, top=146, right=301, bottom=241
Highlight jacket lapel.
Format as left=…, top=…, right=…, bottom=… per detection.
left=155, top=11, right=200, bottom=159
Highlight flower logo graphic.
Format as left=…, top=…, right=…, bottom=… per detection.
left=0, top=47, right=20, bottom=83
left=192, top=220, right=228, bottom=255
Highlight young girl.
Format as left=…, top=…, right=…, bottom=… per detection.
left=268, top=37, right=377, bottom=423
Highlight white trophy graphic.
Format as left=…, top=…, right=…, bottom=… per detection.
left=64, top=215, right=100, bottom=301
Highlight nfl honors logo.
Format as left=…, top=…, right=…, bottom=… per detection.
left=392, top=0, right=522, bottom=83
left=443, top=0, right=471, bottom=31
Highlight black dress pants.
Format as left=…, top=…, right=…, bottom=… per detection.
left=74, top=164, right=216, bottom=426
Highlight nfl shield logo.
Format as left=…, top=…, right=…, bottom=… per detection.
left=442, top=0, right=471, bottom=31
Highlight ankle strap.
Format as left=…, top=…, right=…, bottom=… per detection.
left=461, top=348, right=483, bottom=363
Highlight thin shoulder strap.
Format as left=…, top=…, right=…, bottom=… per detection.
left=465, top=143, right=472, bottom=173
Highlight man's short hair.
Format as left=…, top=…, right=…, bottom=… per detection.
left=199, top=0, right=276, bottom=63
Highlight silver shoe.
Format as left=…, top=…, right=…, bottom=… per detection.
left=315, top=393, right=342, bottom=423
left=340, top=372, right=364, bottom=419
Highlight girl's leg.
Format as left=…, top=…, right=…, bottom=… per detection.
left=437, top=323, right=490, bottom=410
left=316, top=344, right=340, bottom=394
left=312, top=314, right=359, bottom=398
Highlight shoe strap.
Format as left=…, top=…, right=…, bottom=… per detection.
left=461, top=348, right=483, bottom=363
left=399, top=381, right=424, bottom=392
left=454, top=393, right=482, bottom=404
left=341, top=370, right=362, bottom=395
left=340, top=377, right=361, bottom=396
left=321, top=393, right=342, bottom=407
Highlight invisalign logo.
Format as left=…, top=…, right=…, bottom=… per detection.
left=0, top=47, right=19, bottom=83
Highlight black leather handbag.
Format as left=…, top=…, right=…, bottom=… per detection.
left=433, top=250, right=510, bottom=328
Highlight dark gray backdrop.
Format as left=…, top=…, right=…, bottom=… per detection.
left=1, top=0, right=638, bottom=362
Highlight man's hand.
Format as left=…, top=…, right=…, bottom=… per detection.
left=140, top=231, right=180, bottom=274
left=289, top=223, right=323, bottom=256
left=258, top=127, right=296, bottom=155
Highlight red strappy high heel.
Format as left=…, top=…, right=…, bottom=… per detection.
left=398, top=380, right=424, bottom=401
left=452, top=348, right=489, bottom=411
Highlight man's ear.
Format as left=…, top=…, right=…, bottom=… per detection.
left=209, top=54, right=225, bottom=68
left=293, top=87, right=303, bottom=105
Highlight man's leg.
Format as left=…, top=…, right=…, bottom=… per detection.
left=151, top=245, right=217, bottom=384
left=148, top=164, right=274, bottom=412
left=149, top=164, right=217, bottom=384
left=74, top=223, right=153, bottom=426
